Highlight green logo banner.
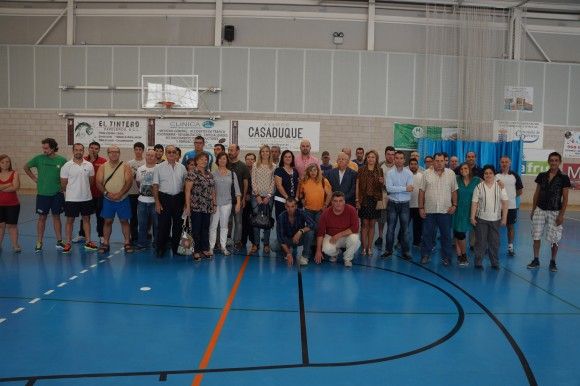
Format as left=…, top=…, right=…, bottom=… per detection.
left=393, top=123, right=444, bottom=150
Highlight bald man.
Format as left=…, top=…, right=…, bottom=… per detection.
left=95, top=145, right=133, bottom=254
left=333, top=147, right=358, bottom=172
left=295, top=139, right=321, bottom=178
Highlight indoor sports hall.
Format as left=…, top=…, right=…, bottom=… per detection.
left=1, top=1, right=580, bottom=386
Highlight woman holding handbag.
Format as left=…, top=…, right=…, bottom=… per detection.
left=356, top=150, right=384, bottom=256
left=250, top=145, right=276, bottom=255
left=184, top=153, right=216, bottom=261
left=209, top=152, right=241, bottom=256
left=274, top=150, right=299, bottom=220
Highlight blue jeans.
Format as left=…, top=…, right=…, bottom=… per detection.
left=136, top=201, right=157, bottom=248
left=252, top=197, right=274, bottom=246
left=386, top=201, right=410, bottom=255
left=421, top=213, right=454, bottom=260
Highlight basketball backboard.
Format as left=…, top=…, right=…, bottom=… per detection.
left=141, top=75, right=198, bottom=110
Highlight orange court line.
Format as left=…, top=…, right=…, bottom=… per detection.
left=191, top=254, right=251, bottom=386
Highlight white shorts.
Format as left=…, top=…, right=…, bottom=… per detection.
left=531, top=208, right=562, bottom=244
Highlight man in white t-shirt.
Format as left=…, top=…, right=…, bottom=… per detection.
left=127, top=142, right=145, bottom=245
left=135, top=149, right=158, bottom=249
left=60, top=143, right=96, bottom=253
left=496, top=156, right=523, bottom=256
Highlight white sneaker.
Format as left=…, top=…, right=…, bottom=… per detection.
left=222, top=249, right=231, bottom=256
left=298, top=256, right=308, bottom=265
left=72, top=235, right=85, bottom=243
left=329, top=256, right=337, bottom=263
left=344, top=260, right=353, bottom=267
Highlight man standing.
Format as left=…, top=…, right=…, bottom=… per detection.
left=24, top=138, right=67, bottom=253
left=182, top=136, right=214, bottom=172
left=153, top=144, right=165, bottom=164
left=228, top=144, right=251, bottom=251
left=242, top=153, right=257, bottom=247
left=333, top=147, right=358, bottom=172
left=449, top=156, right=459, bottom=171
left=376, top=146, right=396, bottom=248
left=294, top=139, right=320, bottom=178
left=276, top=197, right=316, bottom=266
left=73, top=141, right=106, bottom=244
left=326, top=152, right=357, bottom=206
left=153, top=145, right=187, bottom=257
left=60, top=143, right=97, bottom=253
left=408, top=158, right=423, bottom=248
left=95, top=146, right=133, bottom=254
left=496, top=156, right=523, bottom=256
left=424, top=155, right=433, bottom=170
left=135, top=149, right=158, bottom=250
left=383, top=151, right=413, bottom=259
left=271, top=145, right=281, bottom=166
left=320, top=151, right=333, bottom=176
left=527, top=152, right=570, bottom=272
left=455, top=151, right=482, bottom=178
left=353, top=147, right=365, bottom=169
left=314, top=191, right=361, bottom=267
left=418, top=153, right=458, bottom=266
left=127, top=142, right=145, bottom=245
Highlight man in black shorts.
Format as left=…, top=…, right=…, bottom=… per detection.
left=60, top=143, right=97, bottom=253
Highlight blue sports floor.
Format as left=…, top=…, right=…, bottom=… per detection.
left=1, top=195, right=579, bottom=386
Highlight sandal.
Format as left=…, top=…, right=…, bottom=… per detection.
left=98, top=244, right=110, bottom=254
left=124, top=244, right=134, bottom=253
left=263, top=245, right=271, bottom=254
left=193, top=253, right=202, bottom=262
left=249, top=244, right=258, bottom=254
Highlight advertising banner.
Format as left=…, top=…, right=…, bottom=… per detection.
left=504, top=86, right=534, bottom=112
left=67, top=118, right=148, bottom=148
left=563, top=131, right=580, bottom=159
left=493, top=120, right=543, bottom=149
left=232, top=120, right=320, bottom=151
left=393, top=123, right=459, bottom=150
left=152, top=119, right=231, bottom=152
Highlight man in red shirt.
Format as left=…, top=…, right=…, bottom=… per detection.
left=314, top=191, right=361, bottom=267
left=74, top=141, right=106, bottom=244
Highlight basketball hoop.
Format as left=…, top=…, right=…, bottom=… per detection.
left=158, top=101, right=175, bottom=110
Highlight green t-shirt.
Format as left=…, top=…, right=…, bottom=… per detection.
left=26, top=154, right=67, bottom=196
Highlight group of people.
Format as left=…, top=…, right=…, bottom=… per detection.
left=0, top=137, right=570, bottom=272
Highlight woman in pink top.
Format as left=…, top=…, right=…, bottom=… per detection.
left=0, top=155, right=21, bottom=253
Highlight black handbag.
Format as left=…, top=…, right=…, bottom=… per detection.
left=251, top=203, right=275, bottom=229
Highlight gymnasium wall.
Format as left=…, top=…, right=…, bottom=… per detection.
left=1, top=44, right=580, bottom=205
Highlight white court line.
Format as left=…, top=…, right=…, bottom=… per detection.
left=90, top=264, right=97, bottom=268
left=57, top=282, right=67, bottom=288
left=12, top=308, right=24, bottom=314
left=44, top=290, right=54, bottom=295
left=0, top=318, right=6, bottom=324
left=565, top=216, right=580, bottom=222
left=29, top=298, right=40, bottom=304
left=80, top=269, right=88, bottom=274
left=69, top=276, right=78, bottom=281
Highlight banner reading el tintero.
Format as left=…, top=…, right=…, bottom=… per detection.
left=67, top=118, right=148, bottom=147
left=232, top=120, right=320, bottom=152
left=393, top=123, right=459, bottom=150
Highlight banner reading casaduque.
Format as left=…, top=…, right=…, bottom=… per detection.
left=232, top=120, right=320, bottom=152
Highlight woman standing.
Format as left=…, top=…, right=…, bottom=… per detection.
left=251, top=145, right=276, bottom=255
left=356, top=150, right=384, bottom=256
left=209, top=152, right=241, bottom=256
left=298, top=163, right=331, bottom=232
left=0, top=155, right=21, bottom=253
left=274, top=150, right=299, bottom=220
left=184, top=153, right=216, bottom=261
left=470, top=165, right=508, bottom=270
left=453, top=162, right=481, bottom=267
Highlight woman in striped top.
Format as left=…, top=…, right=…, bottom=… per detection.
left=250, top=145, right=276, bottom=255
left=470, top=165, right=508, bottom=270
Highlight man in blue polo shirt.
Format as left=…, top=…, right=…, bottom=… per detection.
left=181, top=135, right=214, bottom=172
